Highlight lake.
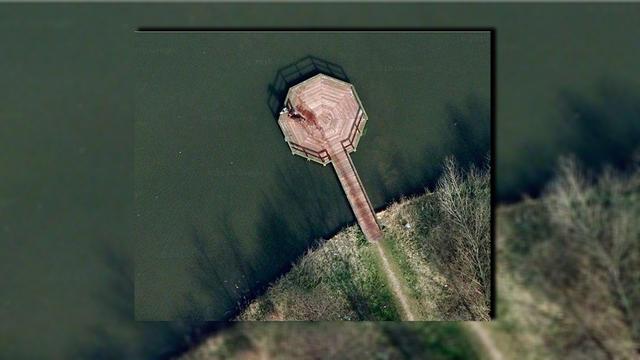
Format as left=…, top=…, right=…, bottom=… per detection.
left=134, top=31, right=491, bottom=320
left=1, top=3, right=639, bottom=359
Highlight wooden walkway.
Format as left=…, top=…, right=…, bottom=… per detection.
left=277, top=74, right=383, bottom=242
left=330, top=146, right=383, bottom=242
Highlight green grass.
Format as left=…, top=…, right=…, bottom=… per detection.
left=181, top=156, right=640, bottom=359
left=237, top=226, right=401, bottom=321
left=239, top=157, right=491, bottom=321
left=357, top=243, right=401, bottom=320
left=183, top=322, right=480, bottom=360
left=183, top=157, right=496, bottom=358
left=381, top=233, right=421, bottom=300
left=490, top=158, right=640, bottom=359
left=376, top=232, right=427, bottom=319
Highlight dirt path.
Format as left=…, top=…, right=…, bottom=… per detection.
left=374, top=242, right=415, bottom=321
left=373, top=241, right=502, bottom=360
left=466, top=322, right=504, bottom=360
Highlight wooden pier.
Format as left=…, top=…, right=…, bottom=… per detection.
left=277, top=74, right=383, bottom=242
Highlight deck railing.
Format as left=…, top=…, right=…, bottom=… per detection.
left=341, top=107, right=366, bottom=152
left=289, top=143, right=331, bottom=164
left=268, top=56, right=350, bottom=118
left=341, top=147, right=380, bottom=230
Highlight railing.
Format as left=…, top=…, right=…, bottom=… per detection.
left=341, top=107, right=365, bottom=151
left=341, top=147, right=380, bottom=230
left=267, top=56, right=350, bottom=118
left=289, top=143, right=331, bottom=164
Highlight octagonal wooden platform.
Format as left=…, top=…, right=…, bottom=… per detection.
left=277, top=74, right=382, bottom=242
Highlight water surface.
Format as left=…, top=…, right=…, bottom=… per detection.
left=135, top=31, right=491, bottom=320
left=2, top=4, right=639, bottom=359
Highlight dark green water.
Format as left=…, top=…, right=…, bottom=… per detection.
left=135, top=31, right=490, bottom=320
left=1, top=3, right=639, bottom=359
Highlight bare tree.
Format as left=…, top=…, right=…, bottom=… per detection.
left=535, top=157, right=640, bottom=358
left=435, top=156, right=491, bottom=319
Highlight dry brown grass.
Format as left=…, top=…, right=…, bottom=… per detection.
left=493, top=157, right=640, bottom=359
left=379, top=198, right=463, bottom=320
left=238, top=156, right=492, bottom=322
left=181, top=322, right=481, bottom=360
left=181, top=323, right=398, bottom=360
left=181, top=156, right=639, bottom=360
left=237, top=226, right=400, bottom=321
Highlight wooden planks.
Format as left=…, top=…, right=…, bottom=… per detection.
left=330, top=145, right=383, bottom=242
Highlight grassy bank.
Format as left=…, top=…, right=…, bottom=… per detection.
left=238, top=157, right=491, bottom=321
left=486, top=158, right=640, bottom=359
left=182, top=322, right=479, bottom=360
left=376, top=156, right=491, bottom=321
left=237, top=225, right=401, bottom=321
left=181, top=157, right=639, bottom=359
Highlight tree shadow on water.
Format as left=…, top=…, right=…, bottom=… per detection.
left=185, top=161, right=355, bottom=321
left=367, top=94, right=491, bottom=207
left=445, top=96, right=491, bottom=171
left=68, top=243, right=231, bottom=360
left=183, top=91, right=493, bottom=323
left=188, top=223, right=238, bottom=320
left=501, top=80, right=640, bottom=202
left=252, top=162, right=355, bottom=292
left=367, top=80, right=640, bottom=205
left=558, top=80, right=640, bottom=171
left=187, top=210, right=274, bottom=320
left=259, top=164, right=353, bottom=240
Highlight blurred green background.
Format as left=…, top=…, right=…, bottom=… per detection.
left=1, top=3, right=639, bottom=359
